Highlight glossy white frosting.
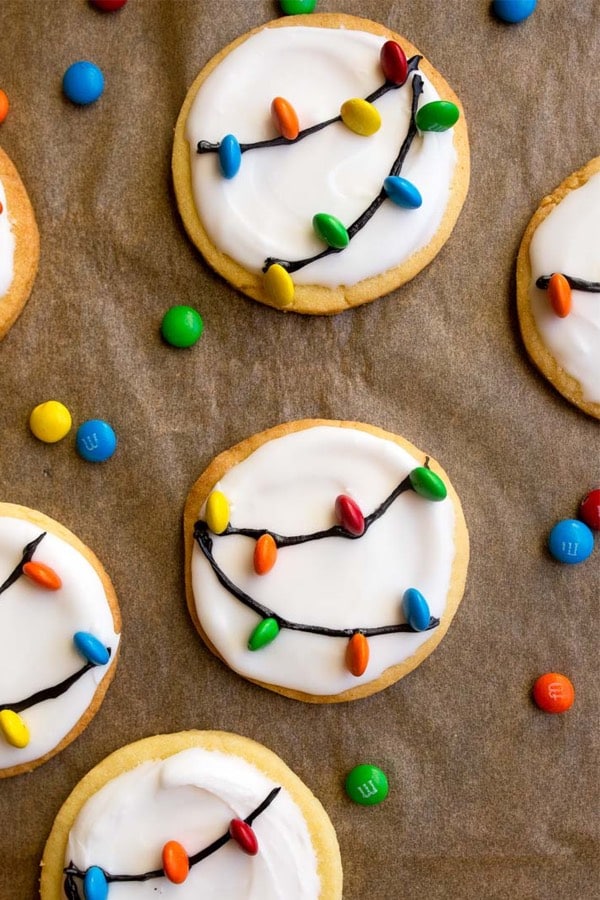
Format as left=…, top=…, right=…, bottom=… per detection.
left=191, top=426, right=456, bottom=696
left=185, top=26, right=457, bottom=287
left=529, top=171, right=600, bottom=403
left=65, top=747, right=320, bottom=898
left=0, top=517, right=119, bottom=769
left=0, top=177, right=15, bottom=299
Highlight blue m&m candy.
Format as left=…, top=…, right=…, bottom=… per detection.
left=402, top=587, right=431, bottom=631
left=76, top=419, right=117, bottom=462
left=548, top=519, right=594, bottom=564
left=83, top=865, right=109, bottom=900
left=63, top=61, right=104, bottom=105
left=492, top=0, right=537, bottom=24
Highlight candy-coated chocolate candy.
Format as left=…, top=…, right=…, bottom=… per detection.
left=0, top=709, right=30, bottom=748
left=161, top=305, right=203, bottom=348
left=254, top=533, right=277, bottom=575
left=162, top=840, right=190, bottom=884
left=73, top=631, right=110, bottom=666
left=380, top=41, right=408, bottom=85
left=548, top=519, right=594, bottom=564
left=547, top=273, right=572, bottom=318
left=532, top=672, right=574, bottom=713
left=91, top=0, right=128, bottom=10
left=402, top=587, right=431, bottom=631
left=335, top=494, right=365, bottom=536
left=492, top=0, right=537, bottom=24
left=29, top=400, right=72, bottom=443
left=579, top=488, right=600, bottom=531
left=383, top=176, right=422, bottom=209
left=312, top=213, right=349, bottom=250
left=63, top=61, right=104, bottom=105
left=264, top=263, right=294, bottom=309
left=248, top=617, right=280, bottom=651
left=271, top=96, right=299, bottom=141
left=0, top=89, right=9, bottom=124
left=229, top=818, right=259, bottom=855
left=22, top=560, right=62, bottom=591
left=345, top=764, right=389, bottom=806
left=218, top=134, right=241, bottom=179
left=279, top=0, right=317, bottom=13
left=415, top=100, right=459, bottom=133
left=83, top=865, right=109, bottom=900
left=76, top=419, right=117, bottom=462
left=346, top=633, right=369, bottom=677
left=340, top=98, right=381, bottom=136
left=409, top=467, right=447, bottom=501
left=205, top=490, right=230, bottom=534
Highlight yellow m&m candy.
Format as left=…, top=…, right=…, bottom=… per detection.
left=29, top=400, right=72, bottom=443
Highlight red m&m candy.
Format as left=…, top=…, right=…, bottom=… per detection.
left=91, top=0, right=128, bottom=10
left=532, top=673, right=574, bottom=714
left=579, top=488, right=600, bottom=531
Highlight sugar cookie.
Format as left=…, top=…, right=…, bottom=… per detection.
left=40, top=730, right=343, bottom=899
left=184, top=420, right=469, bottom=702
left=517, top=156, right=600, bottom=418
left=0, top=504, right=120, bottom=777
left=172, top=14, right=469, bottom=314
left=0, top=147, right=39, bottom=338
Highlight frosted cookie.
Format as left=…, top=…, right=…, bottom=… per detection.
left=184, top=420, right=469, bottom=702
left=517, top=157, right=600, bottom=419
left=172, top=14, right=470, bottom=314
left=0, top=504, right=120, bottom=777
left=40, top=730, right=343, bottom=899
left=0, top=147, right=40, bottom=338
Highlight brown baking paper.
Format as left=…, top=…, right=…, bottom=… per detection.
left=0, top=1, right=598, bottom=898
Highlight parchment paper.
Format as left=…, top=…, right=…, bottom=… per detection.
left=0, top=1, right=598, bottom=898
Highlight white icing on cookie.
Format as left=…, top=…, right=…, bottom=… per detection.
left=190, top=426, right=456, bottom=696
left=185, top=26, right=457, bottom=287
left=0, top=177, right=16, bottom=299
left=529, top=171, right=600, bottom=403
left=65, top=747, right=320, bottom=898
left=0, top=517, right=119, bottom=770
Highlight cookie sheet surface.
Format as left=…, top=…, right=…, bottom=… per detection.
left=0, top=1, right=598, bottom=898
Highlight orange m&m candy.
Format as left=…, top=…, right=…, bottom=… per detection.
left=532, top=672, right=574, bottom=713
left=0, top=90, right=9, bottom=124
left=547, top=273, right=572, bottom=318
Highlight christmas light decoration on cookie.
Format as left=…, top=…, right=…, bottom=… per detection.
left=194, top=461, right=446, bottom=677
left=62, top=787, right=281, bottom=899
left=0, top=533, right=112, bottom=752
left=536, top=272, right=600, bottom=318
left=195, top=43, right=460, bottom=309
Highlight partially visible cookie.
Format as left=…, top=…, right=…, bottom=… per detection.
left=173, top=13, right=469, bottom=314
left=40, top=730, right=343, bottom=899
left=517, top=156, right=600, bottom=419
left=0, top=147, right=40, bottom=338
left=0, top=504, right=121, bottom=777
left=184, top=420, right=469, bottom=702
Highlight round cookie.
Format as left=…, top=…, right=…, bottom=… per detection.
left=0, top=504, right=120, bottom=777
left=0, top=147, right=40, bottom=338
left=184, top=420, right=469, bottom=702
left=517, top=156, right=600, bottom=419
left=40, top=730, right=343, bottom=899
left=172, top=14, right=470, bottom=315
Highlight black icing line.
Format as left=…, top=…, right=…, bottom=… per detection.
left=0, top=532, right=46, bottom=596
left=196, top=56, right=421, bottom=157
left=263, top=70, right=424, bottom=275
left=64, top=786, right=281, bottom=891
left=0, top=652, right=110, bottom=715
left=193, top=461, right=440, bottom=638
left=536, top=274, right=600, bottom=292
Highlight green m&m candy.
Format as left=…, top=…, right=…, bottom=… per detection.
left=161, top=305, right=203, bottom=348
left=409, top=466, right=447, bottom=501
left=345, top=764, right=389, bottom=806
left=280, top=0, right=317, bottom=14
left=415, top=100, right=459, bottom=133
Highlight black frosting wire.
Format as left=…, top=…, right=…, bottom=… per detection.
left=536, top=274, right=600, bottom=292
left=193, top=461, right=440, bottom=639
left=195, top=56, right=428, bottom=277
left=63, top=786, right=282, bottom=894
left=0, top=532, right=110, bottom=716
